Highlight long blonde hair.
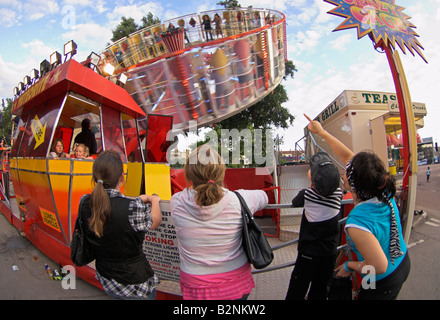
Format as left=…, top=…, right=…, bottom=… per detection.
left=184, top=145, right=225, bottom=207
left=74, top=143, right=90, bottom=158
left=88, top=150, right=123, bottom=237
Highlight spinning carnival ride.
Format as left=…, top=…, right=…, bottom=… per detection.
left=101, top=8, right=287, bottom=129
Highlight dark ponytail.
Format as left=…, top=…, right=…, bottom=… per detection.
left=346, top=151, right=396, bottom=203
left=377, top=172, right=396, bottom=203
left=88, top=150, right=123, bottom=237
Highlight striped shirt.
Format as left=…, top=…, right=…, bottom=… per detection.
left=303, top=188, right=343, bottom=222
left=292, top=188, right=343, bottom=256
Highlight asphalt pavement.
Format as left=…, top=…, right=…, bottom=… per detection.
left=396, top=163, right=440, bottom=300
left=0, top=213, right=108, bottom=300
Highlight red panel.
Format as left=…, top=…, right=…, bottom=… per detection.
left=170, top=167, right=275, bottom=217
left=13, top=60, right=145, bottom=119
left=145, top=115, right=173, bottom=163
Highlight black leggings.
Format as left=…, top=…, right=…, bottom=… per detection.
left=357, top=253, right=411, bottom=300
left=285, top=253, right=336, bottom=300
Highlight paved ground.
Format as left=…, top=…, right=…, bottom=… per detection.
left=0, top=164, right=438, bottom=300
left=0, top=213, right=108, bottom=300
left=396, top=163, right=440, bottom=300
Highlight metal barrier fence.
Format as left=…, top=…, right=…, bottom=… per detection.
left=252, top=199, right=353, bottom=275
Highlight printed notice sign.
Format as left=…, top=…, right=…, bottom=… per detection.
left=142, top=201, right=180, bottom=281
left=40, top=207, right=61, bottom=232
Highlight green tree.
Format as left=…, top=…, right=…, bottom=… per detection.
left=0, top=99, right=13, bottom=146
left=216, top=0, right=241, bottom=8
left=140, top=12, right=161, bottom=29
left=111, top=13, right=161, bottom=42
left=111, top=17, right=139, bottom=42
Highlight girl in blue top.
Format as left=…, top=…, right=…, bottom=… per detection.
left=304, top=114, right=410, bottom=300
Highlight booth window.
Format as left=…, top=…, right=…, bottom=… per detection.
left=122, top=117, right=143, bottom=162
left=140, top=114, right=173, bottom=163
left=17, top=95, right=64, bottom=158
left=101, top=106, right=126, bottom=162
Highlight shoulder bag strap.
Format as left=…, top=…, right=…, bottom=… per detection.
left=234, top=191, right=253, bottom=224
left=77, top=194, right=90, bottom=232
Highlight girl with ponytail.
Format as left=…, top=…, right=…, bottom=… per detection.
left=304, top=114, right=410, bottom=300
left=78, top=150, right=162, bottom=300
left=170, top=145, right=269, bottom=300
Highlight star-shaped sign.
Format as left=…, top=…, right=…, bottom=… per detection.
left=324, top=0, right=427, bottom=63
left=49, top=68, right=63, bottom=85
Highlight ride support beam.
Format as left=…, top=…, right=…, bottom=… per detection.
left=380, top=41, right=418, bottom=242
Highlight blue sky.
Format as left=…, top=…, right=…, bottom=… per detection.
left=1, top=0, right=439, bottom=150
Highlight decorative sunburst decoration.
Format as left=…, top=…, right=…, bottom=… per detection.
left=324, top=0, right=427, bottom=63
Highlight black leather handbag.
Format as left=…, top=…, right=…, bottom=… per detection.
left=71, top=196, right=95, bottom=267
left=235, top=191, right=274, bottom=269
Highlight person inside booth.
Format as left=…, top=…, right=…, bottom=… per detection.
left=49, top=138, right=70, bottom=158
left=74, top=118, right=97, bottom=156
left=71, top=143, right=93, bottom=160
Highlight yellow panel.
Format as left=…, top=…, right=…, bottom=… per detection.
left=71, top=161, right=94, bottom=205
left=49, top=172, right=71, bottom=237
left=125, top=162, right=143, bottom=197
left=73, top=159, right=94, bottom=174
left=384, top=116, right=403, bottom=126
left=48, top=158, right=71, bottom=174
left=144, top=163, right=171, bottom=201
left=10, top=158, right=18, bottom=169
left=20, top=159, right=46, bottom=172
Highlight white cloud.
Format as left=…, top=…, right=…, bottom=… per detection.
left=0, top=55, right=22, bottom=99
left=0, top=8, right=19, bottom=27
left=329, top=34, right=353, bottom=51
left=106, top=2, right=164, bottom=26
left=0, top=0, right=22, bottom=11
left=61, top=23, right=113, bottom=60
left=162, top=9, right=180, bottom=21
left=290, top=29, right=322, bottom=55
left=24, top=0, right=59, bottom=21
left=21, top=39, right=56, bottom=59
left=315, top=0, right=333, bottom=24
left=0, top=52, right=42, bottom=99
left=62, top=0, right=92, bottom=6
left=297, top=6, right=318, bottom=24
left=62, top=0, right=107, bottom=14
left=238, top=0, right=293, bottom=11
left=0, top=0, right=59, bottom=26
